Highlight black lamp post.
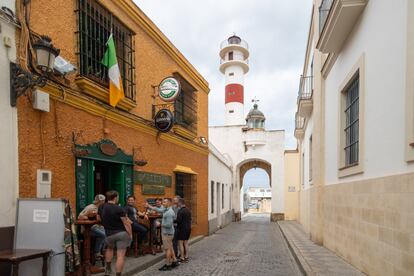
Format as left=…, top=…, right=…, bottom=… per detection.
left=10, top=35, right=60, bottom=107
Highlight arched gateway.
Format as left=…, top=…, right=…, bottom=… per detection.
left=209, top=103, right=286, bottom=221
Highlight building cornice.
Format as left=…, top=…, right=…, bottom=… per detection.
left=115, top=0, right=210, bottom=94
left=42, top=83, right=209, bottom=156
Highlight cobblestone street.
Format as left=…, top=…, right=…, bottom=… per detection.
left=135, top=214, right=301, bottom=276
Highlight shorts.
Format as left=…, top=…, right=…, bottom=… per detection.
left=105, top=231, right=132, bottom=249
left=162, top=234, right=174, bottom=250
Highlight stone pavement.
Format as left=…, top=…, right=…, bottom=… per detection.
left=135, top=213, right=301, bottom=276
left=278, top=221, right=365, bottom=276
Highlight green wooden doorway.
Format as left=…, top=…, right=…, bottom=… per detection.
left=74, top=140, right=133, bottom=214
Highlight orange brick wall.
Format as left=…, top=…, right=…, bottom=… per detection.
left=16, top=0, right=209, bottom=236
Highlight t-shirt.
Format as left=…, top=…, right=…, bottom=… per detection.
left=125, top=205, right=138, bottom=223
left=98, top=203, right=126, bottom=236
left=161, top=207, right=176, bottom=235
left=79, top=203, right=98, bottom=217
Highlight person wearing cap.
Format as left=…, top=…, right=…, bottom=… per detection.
left=78, top=194, right=106, bottom=260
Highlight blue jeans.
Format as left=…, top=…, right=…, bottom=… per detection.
left=132, top=222, right=148, bottom=241
left=90, top=225, right=106, bottom=253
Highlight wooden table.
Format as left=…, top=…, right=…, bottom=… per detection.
left=142, top=214, right=162, bottom=255
left=76, top=219, right=105, bottom=276
left=0, top=249, right=51, bottom=276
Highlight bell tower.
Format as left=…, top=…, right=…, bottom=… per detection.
left=219, top=34, right=250, bottom=125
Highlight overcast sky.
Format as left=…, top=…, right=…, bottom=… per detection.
left=134, top=0, right=312, bottom=189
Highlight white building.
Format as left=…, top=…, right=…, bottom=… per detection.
left=210, top=35, right=295, bottom=222
left=208, top=143, right=233, bottom=234
left=245, top=187, right=272, bottom=213
left=295, top=1, right=414, bottom=275
left=0, top=1, right=18, bottom=228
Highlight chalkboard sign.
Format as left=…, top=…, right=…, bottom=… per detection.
left=142, top=184, right=165, bottom=195
left=134, top=171, right=172, bottom=187
left=125, top=166, right=133, bottom=197
left=76, top=158, right=92, bottom=214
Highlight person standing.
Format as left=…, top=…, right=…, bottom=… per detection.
left=125, top=195, right=148, bottom=243
left=176, top=198, right=192, bottom=263
left=172, top=195, right=181, bottom=258
left=78, top=194, right=106, bottom=260
left=98, top=191, right=132, bottom=276
left=146, top=198, right=179, bottom=271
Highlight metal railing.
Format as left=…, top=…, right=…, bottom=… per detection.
left=298, top=75, right=313, bottom=100
left=319, top=0, right=334, bottom=34
left=295, top=113, right=305, bottom=129
left=220, top=38, right=249, bottom=50
left=220, top=54, right=249, bottom=65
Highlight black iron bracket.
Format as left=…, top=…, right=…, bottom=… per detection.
left=10, top=62, right=47, bottom=107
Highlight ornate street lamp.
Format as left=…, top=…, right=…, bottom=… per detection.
left=10, top=35, right=60, bottom=107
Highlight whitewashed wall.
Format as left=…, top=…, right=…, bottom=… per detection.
left=209, top=126, right=285, bottom=214
left=208, top=143, right=233, bottom=230
left=324, top=0, right=414, bottom=185
left=0, top=0, right=18, bottom=227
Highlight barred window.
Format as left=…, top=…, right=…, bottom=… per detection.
left=211, top=181, right=214, bottom=214
left=176, top=173, right=197, bottom=224
left=76, top=0, right=136, bottom=100
left=344, top=74, right=360, bottom=166
left=173, top=73, right=198, bottom=133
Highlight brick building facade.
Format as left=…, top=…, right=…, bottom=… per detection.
left=16, top=0, right=209, bottom=236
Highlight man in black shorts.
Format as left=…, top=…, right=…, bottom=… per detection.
left=98, top=190, right=132, bottom=276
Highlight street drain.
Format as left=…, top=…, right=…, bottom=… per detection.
left=224, top=251, right=247, bottom=257
left=225, top=258, right=239, bottom=263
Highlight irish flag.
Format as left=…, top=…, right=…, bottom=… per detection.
left=102, top=34, right=125, bottom=107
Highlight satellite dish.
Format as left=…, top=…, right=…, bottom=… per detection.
left=54, top=55, right=77, bottom=75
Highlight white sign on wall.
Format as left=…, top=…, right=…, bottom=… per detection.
left=33, top=209, right=49, bottom=223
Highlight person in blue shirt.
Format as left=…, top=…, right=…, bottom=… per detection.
left=146, top=198, right=179, bottom=270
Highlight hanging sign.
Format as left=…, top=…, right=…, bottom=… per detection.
left=159, top=77, right=181, bottom=102
left=154, top=109, right=174, bottom=133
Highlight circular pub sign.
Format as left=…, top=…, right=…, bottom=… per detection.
left=154, top=109, right=174, bottom=133
left=159, top=77, right=181, bottom=102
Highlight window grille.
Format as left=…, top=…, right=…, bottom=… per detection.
left=222, top=183, right=224, bottom=209
left=344, top=74, right=360, bottom=166
left=173, top=74, right=198, bottom=133
left=76, top=0, right=136, bottom=100
left=309, top=136, right=313, bottom=182
left=176, top=173, right=197, bottom=224
left=211, top=181, right=214, bottom=214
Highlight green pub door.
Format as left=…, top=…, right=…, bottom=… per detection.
left=74, top=140, right=134, bottom=214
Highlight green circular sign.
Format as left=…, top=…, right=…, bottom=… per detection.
left=159, top=77, right=181, bottom=102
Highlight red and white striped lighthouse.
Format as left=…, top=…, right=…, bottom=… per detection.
left=219, top=34, right=250, bottom=125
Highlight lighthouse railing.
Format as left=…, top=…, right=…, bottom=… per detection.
left=220, top=54, right=249, bottom=65
left=220, top=38, right=249, bottom=50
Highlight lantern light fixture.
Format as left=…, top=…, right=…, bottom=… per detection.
left=10, top=35, right=60, bottom=107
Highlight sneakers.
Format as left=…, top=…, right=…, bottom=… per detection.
left=171, top=261, right=180, bottom=268
left=158, top=264, right=172, bottom=271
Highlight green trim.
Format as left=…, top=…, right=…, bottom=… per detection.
left=75, top=139, right=133, bottom=165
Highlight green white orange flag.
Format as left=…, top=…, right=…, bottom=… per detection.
left=102, top=34, right=124, bottom=107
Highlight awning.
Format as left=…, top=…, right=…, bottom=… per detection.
left=173, top=165, right=198, bottom=175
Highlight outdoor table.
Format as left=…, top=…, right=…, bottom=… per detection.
left=0, top=249, right=51, bottom=276
left=76, top=219, right=105, bottom=276
left=142, top=213, right=162, bottom=255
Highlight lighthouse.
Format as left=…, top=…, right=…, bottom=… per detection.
left=219, top=34, right=250, bottom=125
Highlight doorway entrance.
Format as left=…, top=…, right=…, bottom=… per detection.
left=94, top=161, right=124, bottom=203
left=75, top=140, right=134, bottom=214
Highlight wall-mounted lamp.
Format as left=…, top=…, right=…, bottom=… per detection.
left=199, top=136, right=207, bottom=144
left=10, top=35, right=60, bottom=107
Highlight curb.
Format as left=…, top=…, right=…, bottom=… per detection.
left=124, top=235, right=204, bottom=276
left=277, top=222, right=314, bottom=276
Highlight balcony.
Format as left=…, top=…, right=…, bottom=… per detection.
left=297, top=75, right=313, bottom=118
left=219, top=37, right=249, bottom=59
left=294, top=113, right=305, bottom=140
left=219, top=53, right=249, bottom=74
left=317, top=0, right=368, bottom=53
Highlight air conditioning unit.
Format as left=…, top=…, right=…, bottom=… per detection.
left=32, top=89, right=50, bottom=112
left=37, top=169, right=52, bottom=198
